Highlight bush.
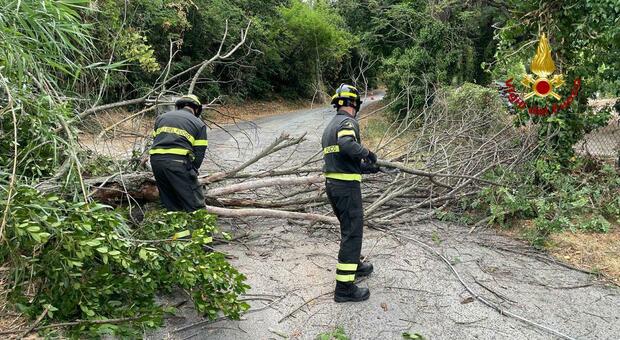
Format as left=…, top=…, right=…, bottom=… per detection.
left=472, top=157, right=620, bottom=247
left=1, top=185, right=248, bottom=337
left=443, top=83, right=507, bottom=123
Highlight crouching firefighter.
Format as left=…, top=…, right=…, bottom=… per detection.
left=322, top=84, right=380, bottom=303
left=149, top=95, right=208, bottom=212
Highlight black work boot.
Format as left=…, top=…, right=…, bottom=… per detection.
left=356, top=262, right=373, bottom=277
left=334, top=282, right=370, bottom=303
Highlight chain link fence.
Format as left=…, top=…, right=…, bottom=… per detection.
left=575, top=99, right=620, bottom=160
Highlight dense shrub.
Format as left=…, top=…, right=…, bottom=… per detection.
left=1, top=186, right=248, bottom=336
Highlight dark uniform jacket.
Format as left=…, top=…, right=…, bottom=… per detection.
left=321, top=110, right=369, bottom=182
left=149, top=108, right=208, bottom=169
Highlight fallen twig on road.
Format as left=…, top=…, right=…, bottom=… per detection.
left=277, top=291, right=333, bottom=324
left=474, top=242, right=617, bottom=284
left=17, top=308, right=47, bottom=339
left=201, top=133, right=307, bottom=183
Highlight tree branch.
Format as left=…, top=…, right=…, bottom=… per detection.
left=204, top=205, right=337, bottom=224
left=188, top=21, right=251, bottom=94
left=206, top=175, right=322, bottom=196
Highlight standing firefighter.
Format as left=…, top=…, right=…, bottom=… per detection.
left=322, top=84, right=379, bottom=302
left=149, top=95, right=208, bottom=212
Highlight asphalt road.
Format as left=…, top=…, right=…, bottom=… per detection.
left=148, top=96, right=620, bottom=340
left=202, top=102, right=340, bottom=174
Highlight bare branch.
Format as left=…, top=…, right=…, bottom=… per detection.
left=204, top=205, right=337, bottom=224
left=188, top=21, right=251, bottom=94
left=201, top=132, right=306, bottom=183
left=206, top=175, right=322, bottom=196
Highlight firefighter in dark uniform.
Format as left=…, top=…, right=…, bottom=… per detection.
left=149, top=94, right=208, bottom=212
left=322, top=84, right=379, bottom=302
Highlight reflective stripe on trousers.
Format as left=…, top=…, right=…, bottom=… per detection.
left=336, top=262, right=358, bottom=282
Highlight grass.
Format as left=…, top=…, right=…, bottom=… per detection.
left=549, top=227, right=620, bottom=285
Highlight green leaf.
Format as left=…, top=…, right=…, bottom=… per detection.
left=80, top=305, right=95, bottom=317
left=403, top=332, right=425, bottom=340
left=31, top=233, right=42, bottom=242
left=96, top=246, right=109, bottom=254
left=173, top=230, right=191, bottom=240
left=139, top=248, right=148, bottom=260
left=85, top=240, right=101, bottom=247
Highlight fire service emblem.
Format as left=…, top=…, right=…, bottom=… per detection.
left=498, top=34, right=581, bottom=116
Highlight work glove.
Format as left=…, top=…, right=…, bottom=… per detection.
left=379, top=167, right=400, bottom=175
left=184, top=160, right=200, bottom=176
left=365, top=150, right=377, bottom=164
left=361, top=161, right=380, bottom=174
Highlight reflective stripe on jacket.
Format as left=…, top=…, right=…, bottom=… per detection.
left=149, top=108, right=208, bottom=169
left=321, top=110, right=369, bottom=182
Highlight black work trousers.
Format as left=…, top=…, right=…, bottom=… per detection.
left=326, top=179, right=364, bottom=283
left=150, top=155, right=205, bottom=212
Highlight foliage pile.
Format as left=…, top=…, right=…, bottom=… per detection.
left=470, top=158, right=620, bottom=247
left=1, top=199, right=248, bottom=336
left=367, top=80, right=618, bottom=246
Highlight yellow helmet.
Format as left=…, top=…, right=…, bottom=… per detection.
left=331, top=84, right=362, bottom=111
left=175, top=94, right=203, bottom=116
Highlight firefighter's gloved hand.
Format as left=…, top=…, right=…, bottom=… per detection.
left=365, top=151, right=377, bottom=164
left=183, top=160, right=200, bottom=176
left=361, top=161, right=380, bottom=174
left=380, top=167, right=400, bottom=175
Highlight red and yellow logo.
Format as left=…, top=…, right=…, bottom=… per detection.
left=499, top=33, right=581, bottom=116
left=521, top=34, right=564, bottom=100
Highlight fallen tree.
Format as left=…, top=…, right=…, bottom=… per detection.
left=32, top=83, right=545, bottom=230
